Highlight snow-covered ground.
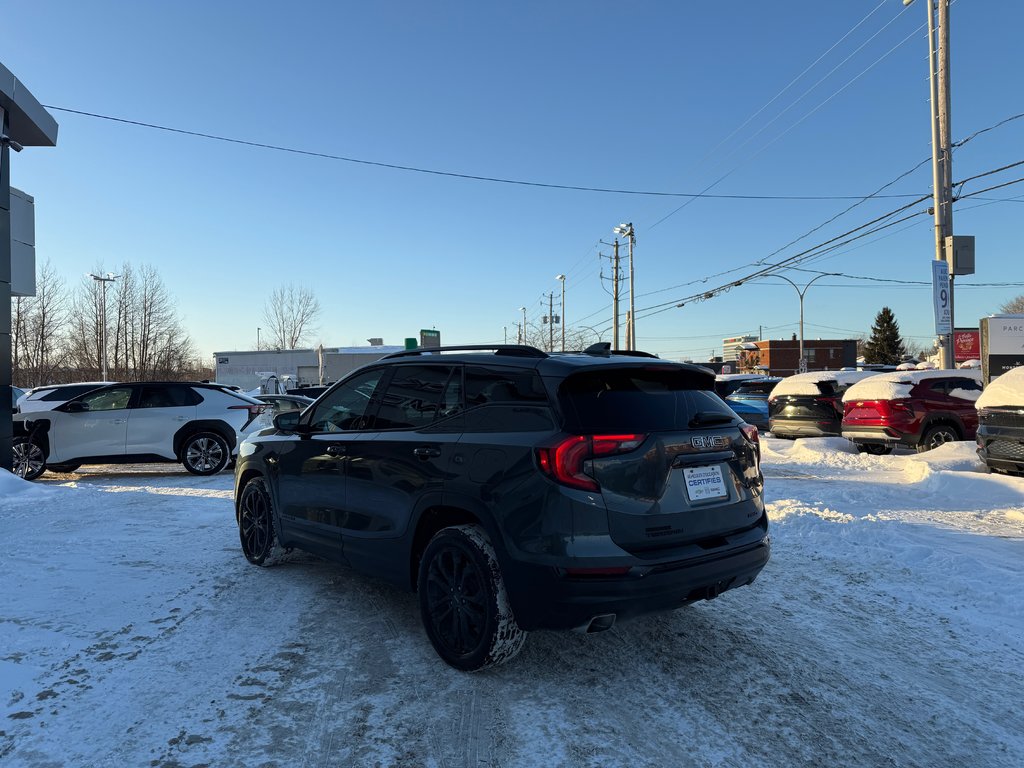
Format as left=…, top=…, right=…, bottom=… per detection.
left=2, top=439, right=1023, bottom=767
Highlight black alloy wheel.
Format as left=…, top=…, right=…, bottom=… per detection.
left=12, top=437, right=46, bottom=481
left=237, top=478, right=285, bottom=566
left=181, top=431, right=230, bottom=475
left=418, top=525, right=526, bottom=671
left=918, top=424, right=960, bottom=453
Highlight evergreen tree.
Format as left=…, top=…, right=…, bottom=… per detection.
left=863, top=307, right=907, bottom=365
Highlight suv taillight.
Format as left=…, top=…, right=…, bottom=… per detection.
left=739, top=423, right=759, bottom=446
left=537, top=434, right=646, bottom=492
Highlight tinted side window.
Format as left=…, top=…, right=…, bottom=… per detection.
left=138, top=385, right=198, bottom=408
left=375, top=365, right=456, bottom=430
left=559, top=367, right=729, bottom=433
left=308, top=369, right=386, bottom=432
left=465, top=366, right=548, bottom=406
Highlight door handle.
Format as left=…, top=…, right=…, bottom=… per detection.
left=325, top=444, right=346, bottom=457
left=413, top=447, right=442, bottom=459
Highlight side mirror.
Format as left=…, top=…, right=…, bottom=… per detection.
left=273, top=410, right=305, bottom=432
left=63, top=401, right=89, bottom=413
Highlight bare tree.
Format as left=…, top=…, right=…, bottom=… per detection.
left=65, top=262, right=197, bottom=381
left=1000, top=294, right=1024, bottom=314
left=11, top=260, right=71, bottom=387
left=263, top=285, right=321, bottom=350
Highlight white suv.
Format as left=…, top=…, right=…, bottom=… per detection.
left=12, top=382, right=267, bottom=480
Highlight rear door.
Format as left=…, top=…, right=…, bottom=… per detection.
left=126, top=384, right=200, bottom=458
left=558, top=366, right=761, bottom=553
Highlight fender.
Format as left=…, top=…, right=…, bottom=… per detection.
left=14, top=418, right=51, bottom=457
left=173, top=419, right=237, bottom=457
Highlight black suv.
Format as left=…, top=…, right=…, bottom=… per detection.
left=234, top=345, right=770, bottom=670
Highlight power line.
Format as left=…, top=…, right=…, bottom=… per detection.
left=42, top=105, right=923, bottom=201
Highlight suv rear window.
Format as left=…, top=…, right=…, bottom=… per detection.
left=558, top=367, right=730, bottom=433
left=39, top=384, right=104, bottom=401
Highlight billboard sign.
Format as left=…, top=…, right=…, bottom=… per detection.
left=420, top=329, right=441, bottom=349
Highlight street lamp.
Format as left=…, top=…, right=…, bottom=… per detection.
left=761, top=273, right=838, bottom=373
left=88, top=272, right=119, bottom=381
left=555, top=274, right=566, bottom=351
left=257, top=327, right=261, bottom=350
left=612, top=223, right=635, bottom=350
left=518, top=306, right=527, bottom=345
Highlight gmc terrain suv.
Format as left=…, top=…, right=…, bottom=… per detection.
left=841, top=369, right=983, bottom=454
left=234, top=344, right=770, bottom=670
left=13, top=382, right=267, bottom=479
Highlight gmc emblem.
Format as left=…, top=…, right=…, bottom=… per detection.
left=692, top=435, right=728, bottom=450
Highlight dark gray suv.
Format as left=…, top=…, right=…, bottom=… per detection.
left=234, top=344, right=770, bottom=670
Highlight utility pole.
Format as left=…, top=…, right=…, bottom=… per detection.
left=612, top=239, right=621, bottom=349
left=913, top=0, right=955, bottom=368
left=547, top=292, right=555, bottom=352
left=555, top=274, right=566, bottom=352
left=937, top=0, right=955, bottom=369
left=613, top=223, right=636, bottom=350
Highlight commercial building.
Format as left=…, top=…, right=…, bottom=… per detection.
left=735, top=338, right=857, bottom=376
left=213, top=345, right=405, bottom=392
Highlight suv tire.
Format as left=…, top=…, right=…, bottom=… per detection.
left=917, top=424, right=959, bottom=453
left=237, top=477, right=287, bottom=566
left=858, top=444, right=892, bottom=456
left=12, top=436, right=46, bottom=481
left=181, top=431, right=230, bottom=475
left=417, top=524, right=526, bottom=672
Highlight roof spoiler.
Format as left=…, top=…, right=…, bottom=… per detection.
left=582, top=342, right=659, bottom=359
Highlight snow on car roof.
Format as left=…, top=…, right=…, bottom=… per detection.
left=976, top=365, right=1024, bottom=409
left=842, top=368, right=982, bottom=402
left=714, top=373, right=768, bottom=381
left=770, top=370, right=879, bottom=398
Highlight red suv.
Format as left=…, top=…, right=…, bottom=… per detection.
left=841, top=371, right=983, bottom=454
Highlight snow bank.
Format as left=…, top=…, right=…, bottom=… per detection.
left=769, top=370, right=879, bottom=398
left=977, top=365, right=1024, bottom=409
left=0, top=469, right=58, bottom=501
left=843, top=369, right=982, bottom=402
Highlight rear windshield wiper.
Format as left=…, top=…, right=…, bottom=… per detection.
left=688, top=411, right=735, bottom=428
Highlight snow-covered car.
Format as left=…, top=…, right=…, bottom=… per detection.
left=768, top=371, right=880, bottom=440
left=12, top=382, right=268, bottom=480
left=841, top=370, right=983, bottom=454
left=16, top=381, right=115, bottom=413
left=975, top=366, right=1024, bottom=476
left=714, top=373, right=772, bottom=399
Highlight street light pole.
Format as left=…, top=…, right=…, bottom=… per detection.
left=555, top=274, right=566, bottom=351
left=519, top=306, right=527, bottom=345
left=89, top=273, right=119, bottom=381
left=764, top=273, right=836, bottom=372
left=257, top=327, right=261, bottom=350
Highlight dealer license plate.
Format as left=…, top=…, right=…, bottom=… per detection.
left=683, top=465, right=728, bottom=502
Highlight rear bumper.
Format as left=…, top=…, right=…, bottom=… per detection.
left=504, top=519, right=771, bottom=632
left=841, top=425, right=916, bottom=447
left=769, top=418, right=840, bottom=438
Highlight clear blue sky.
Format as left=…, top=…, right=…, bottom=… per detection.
left=6, top=1, right=1023, bottom=361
